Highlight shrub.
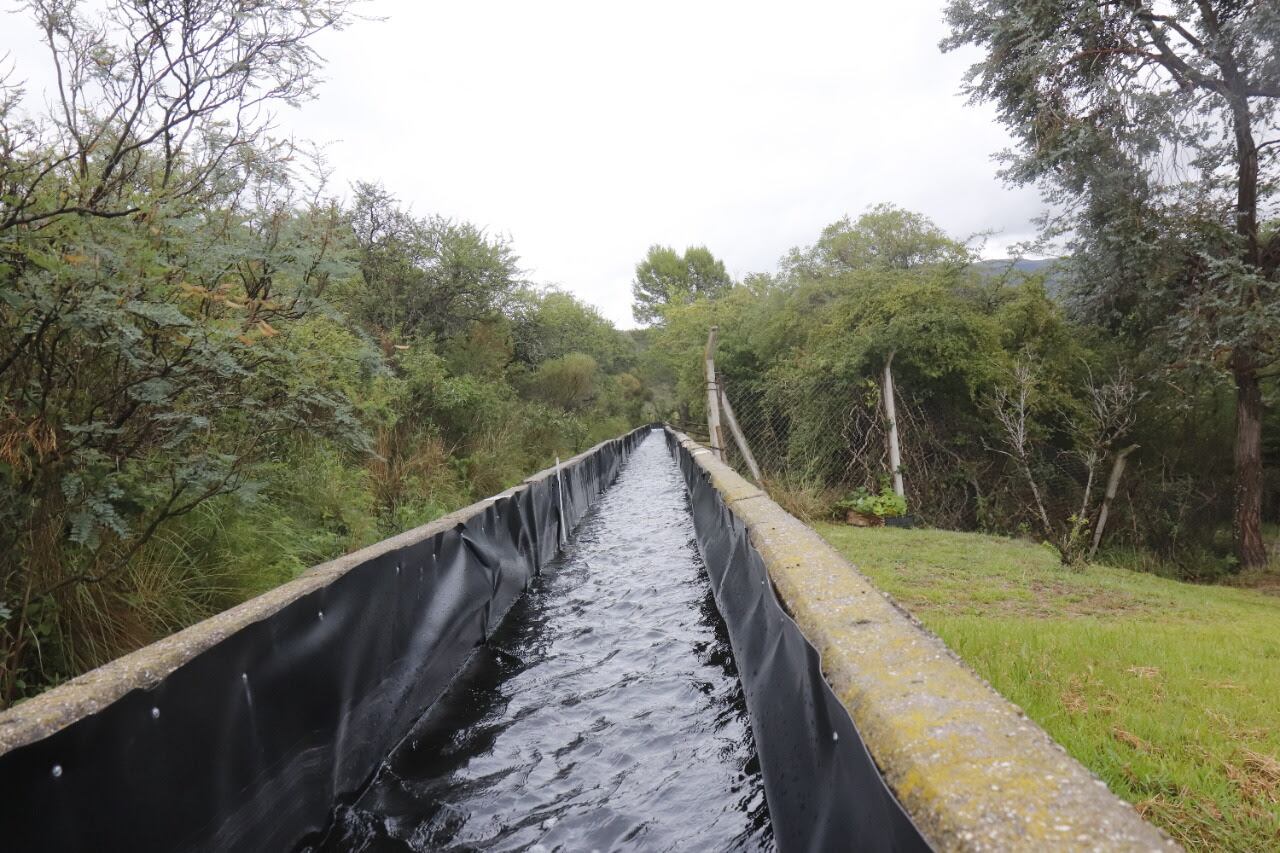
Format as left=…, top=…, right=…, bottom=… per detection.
left=834, top=483, right=908, bottom=519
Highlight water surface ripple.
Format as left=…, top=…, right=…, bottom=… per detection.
left=311, top=431, right=772, bottom=852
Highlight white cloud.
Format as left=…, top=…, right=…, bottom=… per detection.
left=0, top=0, right=1045, bottom=326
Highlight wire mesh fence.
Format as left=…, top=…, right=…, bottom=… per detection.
left=673, top=372, right=919, bottom=522
left=670, top=358, right=1142, bottom=549
left=673, top=370, right=1077, bottom=532
left=716, top=374, right=886, bottom=491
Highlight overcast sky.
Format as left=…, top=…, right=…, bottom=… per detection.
left=2, top=0, right=1046, bottom=327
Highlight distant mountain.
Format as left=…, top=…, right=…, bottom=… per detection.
left=973, top=257, right=1061, bottom=276
left=972, top=257, right=1068, bottom=297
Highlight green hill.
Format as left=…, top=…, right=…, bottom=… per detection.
left=973, top=257, right=1069, bottom=296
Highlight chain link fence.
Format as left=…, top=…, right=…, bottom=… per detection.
left=674, top=369, right=1101, bottom=534
left=673, top=371, right=981, bottom=525
left=669, top=355, right=1153, bottom=561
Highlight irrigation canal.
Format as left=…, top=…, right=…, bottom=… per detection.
left=0, top=425, right=1178, bottom=851
left=305, top=432, right=774, bottom=851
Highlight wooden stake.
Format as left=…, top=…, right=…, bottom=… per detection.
left=704, top=326, right=724, bottom=459
left=719, top=378, right=762, bottom=482
left=883, top=351, right=905, bottom=498
left=1088, top=444, right=1138, bottom=561
left=555, top=456, right=567, bottom=547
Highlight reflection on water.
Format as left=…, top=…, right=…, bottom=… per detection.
left=306, top=433, right=772, bottom=851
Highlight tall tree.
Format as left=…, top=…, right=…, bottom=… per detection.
left=0, top=0, right=361, bottom=699
left=509, top=288, right=632, bottom=372
left=631, top=244, right=731, bottom=325
left=782, top=204, right=972, bottom=280
left=348, top=183, right=521, bottom=342
left=943, top=0, right=1280, bottom=568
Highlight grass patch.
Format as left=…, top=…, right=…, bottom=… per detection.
left=816, top=523, right=1280, bottom=851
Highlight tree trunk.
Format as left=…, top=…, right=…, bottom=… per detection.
left=1221, top=67, right=1268, bottom=570
left=1234, top=366, right=1267, bottom=570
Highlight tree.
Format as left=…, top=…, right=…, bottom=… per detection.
left=943, top=1, right=1280, bottom=568
left=0, top=0, right=362, bottom=700
left=987, top=359, right=1139, bottom=565
left=630, top=244, right=732, bottom=324
left=348, top=183, right=522, bottom=343
left=508, top=288, right=632, bottom=372
left=782, top=204, right=972, bottom=280
left=530, top=353, right=599, bottom=412
left=1, top=0, right=356, bottom=229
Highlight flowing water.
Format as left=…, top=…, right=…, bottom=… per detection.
left=308, top=432, right=772, bottom=852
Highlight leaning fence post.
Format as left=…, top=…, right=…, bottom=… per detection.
left=1088, top=444, right=1138, bottom=561
left=719, top=377, right=762, bottom=482
left=704, top=326, right=724, bottom=459
left=883, top=351, right=905, bottom=498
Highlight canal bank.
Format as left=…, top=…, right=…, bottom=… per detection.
left=668, top=428, right=1176, bottom=851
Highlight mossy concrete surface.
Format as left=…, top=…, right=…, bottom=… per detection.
left=671, top=430, right=1177, bottom=852
left=0, top=435, right=620, bottom=755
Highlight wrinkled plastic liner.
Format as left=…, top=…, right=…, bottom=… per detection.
left=666, top=429, right=930, bottom=852
left=0, top=427, right=647, bottom=852
left=2, top=424, right=930, bottom=852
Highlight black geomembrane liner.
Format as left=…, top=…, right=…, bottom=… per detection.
left=0, top=428, right=643, bottom=852
left=666, top=429, right=930, bottom=852
left=0, top=425, right=930, bottom=852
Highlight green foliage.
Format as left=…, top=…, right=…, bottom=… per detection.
left=510, top=288, right=632, bottom=372
left=640, top=205, right=1248, bottom=582
left=942, top=0, right=1280, bottom=568
left=347, top=183, right=523, bottom=343
left=630, top=244, right=732, bottom=325
left=0, top=1, right=648, bottom=703
left=530, top=354, right=599, bottom=412
left=782, top=204, right=971, bottom=279
left=834, top=482, right=908, bottom=519
left=643, top=209, right=1069, bottom=495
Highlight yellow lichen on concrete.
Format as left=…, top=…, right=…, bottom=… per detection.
left=670, top=430, right=1178, bottom=852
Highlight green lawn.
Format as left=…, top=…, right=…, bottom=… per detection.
left=815, top=524, right=1280, bottom=852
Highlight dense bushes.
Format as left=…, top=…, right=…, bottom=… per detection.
left=638, top=206, right=1266, bottom=578
left=0, top=1, right=648, bottom=704
left=2, top=0, right=1270, bottom=707
left=0, top=185, right=647, bottom=703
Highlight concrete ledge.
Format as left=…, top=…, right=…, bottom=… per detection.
left=669, top=430, right=1177, bottom=852
left=0, top=432, right=629, bottom=755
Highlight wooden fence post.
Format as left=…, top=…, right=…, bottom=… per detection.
left=883, top=351, right=905, bottom=498
left=705, top=326, right=724, bottom=459
left=719, top=378, right=762, bottom=482
left=1088, top=444, right=1139, bottom=561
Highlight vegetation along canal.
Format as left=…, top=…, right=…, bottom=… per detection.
left=307, top=432, right=772, bottom=851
